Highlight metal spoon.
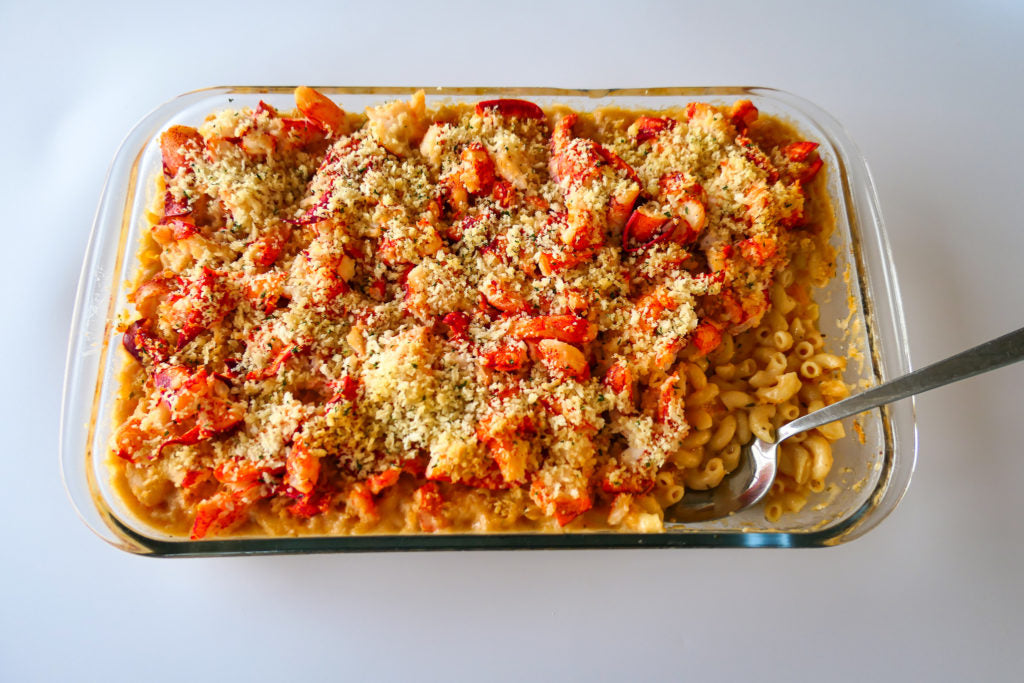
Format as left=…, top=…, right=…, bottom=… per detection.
left=665, top=325, right=1024, bottom=523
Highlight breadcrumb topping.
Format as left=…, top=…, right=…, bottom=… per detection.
left=113, top=91, right=835, bottom=539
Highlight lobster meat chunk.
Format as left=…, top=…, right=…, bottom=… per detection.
left=116, top=358, right=245, bottom=462
left=483, top=341, right=528, bottom=372
left=152, top=365, right=245, bottom=450
left=214, top=458, right=282, bottom=485
left=783, top=141, right=819, bottom=162
left=530, top=473, right=593, bottom=526
left=798, top=158, right=823, bottom=184
left=628, top=116, right=676, bottom=144
left=479, top=278, right=529, bottom=314
left=280, top=117, right=329, bottom=151
left=549, top=114, right=641, bottom=252
left=414, top=482, right=449, bottom=532
left=442, top=311, right=471, bottom=342
left=366, top=468, right=401, bottom=495
left=737, top=234, right=778, bottom=266
left=122, top=318, right=169, bottom=364
left=603, top=359, right=637, bottom=410
left=691, top=321, right=722, bottom=355
left=167, top=267, right=234, bottom=348
left=729, top=99, right=759, bottom=130
left=245, top=340, right=305, bottom=381
left=159, top=125, right=202, bottom=176
left=622, top=206, right=672, bottom=253
left=190, top=481, right=264, bottom=540
left=285, top=434, right=320, bottom=495
left=476, top=412, right=538, bottom=485
left=248, top=224, right=291, bottom=267
left=241, top=271, right=287, bottom=315
left=510, top=315, right=597, bottom=344
left=535, top=339, right=589, bottom=381
left=294, top=86, right=349, bottom=136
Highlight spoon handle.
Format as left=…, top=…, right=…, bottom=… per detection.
left=777, top=325, right=1024, bottom=442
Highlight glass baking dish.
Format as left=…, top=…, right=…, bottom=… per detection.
left=61, top=86, right=913, bottom=555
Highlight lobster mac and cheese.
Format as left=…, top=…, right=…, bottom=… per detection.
left=111, top=87, right=848, bottom=539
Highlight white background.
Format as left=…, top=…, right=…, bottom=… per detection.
left=3, top=1, right=1023, bottom=680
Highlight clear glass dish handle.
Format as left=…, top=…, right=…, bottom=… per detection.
left=778, top=326, right=1024, bottom=441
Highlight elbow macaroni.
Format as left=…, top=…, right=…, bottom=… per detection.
left=109, top=88, right=853, bottom=539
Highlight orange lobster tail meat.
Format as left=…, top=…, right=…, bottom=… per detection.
left=784, top=141, right=819, bottom=161
left=483, top=342, right=528, bottom=372
left=604, top=360, right=635, bottom=401
left=366, top=468, right=401, bottom=495
left=729, top=99, right=759, bottom=130
left=530, top=479, right=593, bottom=526
left=510, top=315, right=597, bottom=344
left=295, top=85, right=348, bottom=135
left=190, top=482, right=262, bottom=540
left=691, top=321, right=723, bottom=355
left=285, top=435, right=320, bottom=495
left=798, top=158, right=824, bottom=183
left=535, top=339, right=589, bottom=381
left=159, top=125, right=202, bottom=175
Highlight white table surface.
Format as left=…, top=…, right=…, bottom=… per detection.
left=3, top=1, right=1023, bottom=680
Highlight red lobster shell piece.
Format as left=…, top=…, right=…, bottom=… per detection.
left=623, top=207, right=673, bottom=254
left=475, top=99, right=545, bottom=120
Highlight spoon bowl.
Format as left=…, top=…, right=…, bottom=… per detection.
left=663, top=438, right=775, bottom=524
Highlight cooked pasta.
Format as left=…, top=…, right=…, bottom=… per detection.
left=109, top=87, right=850, bottom=539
